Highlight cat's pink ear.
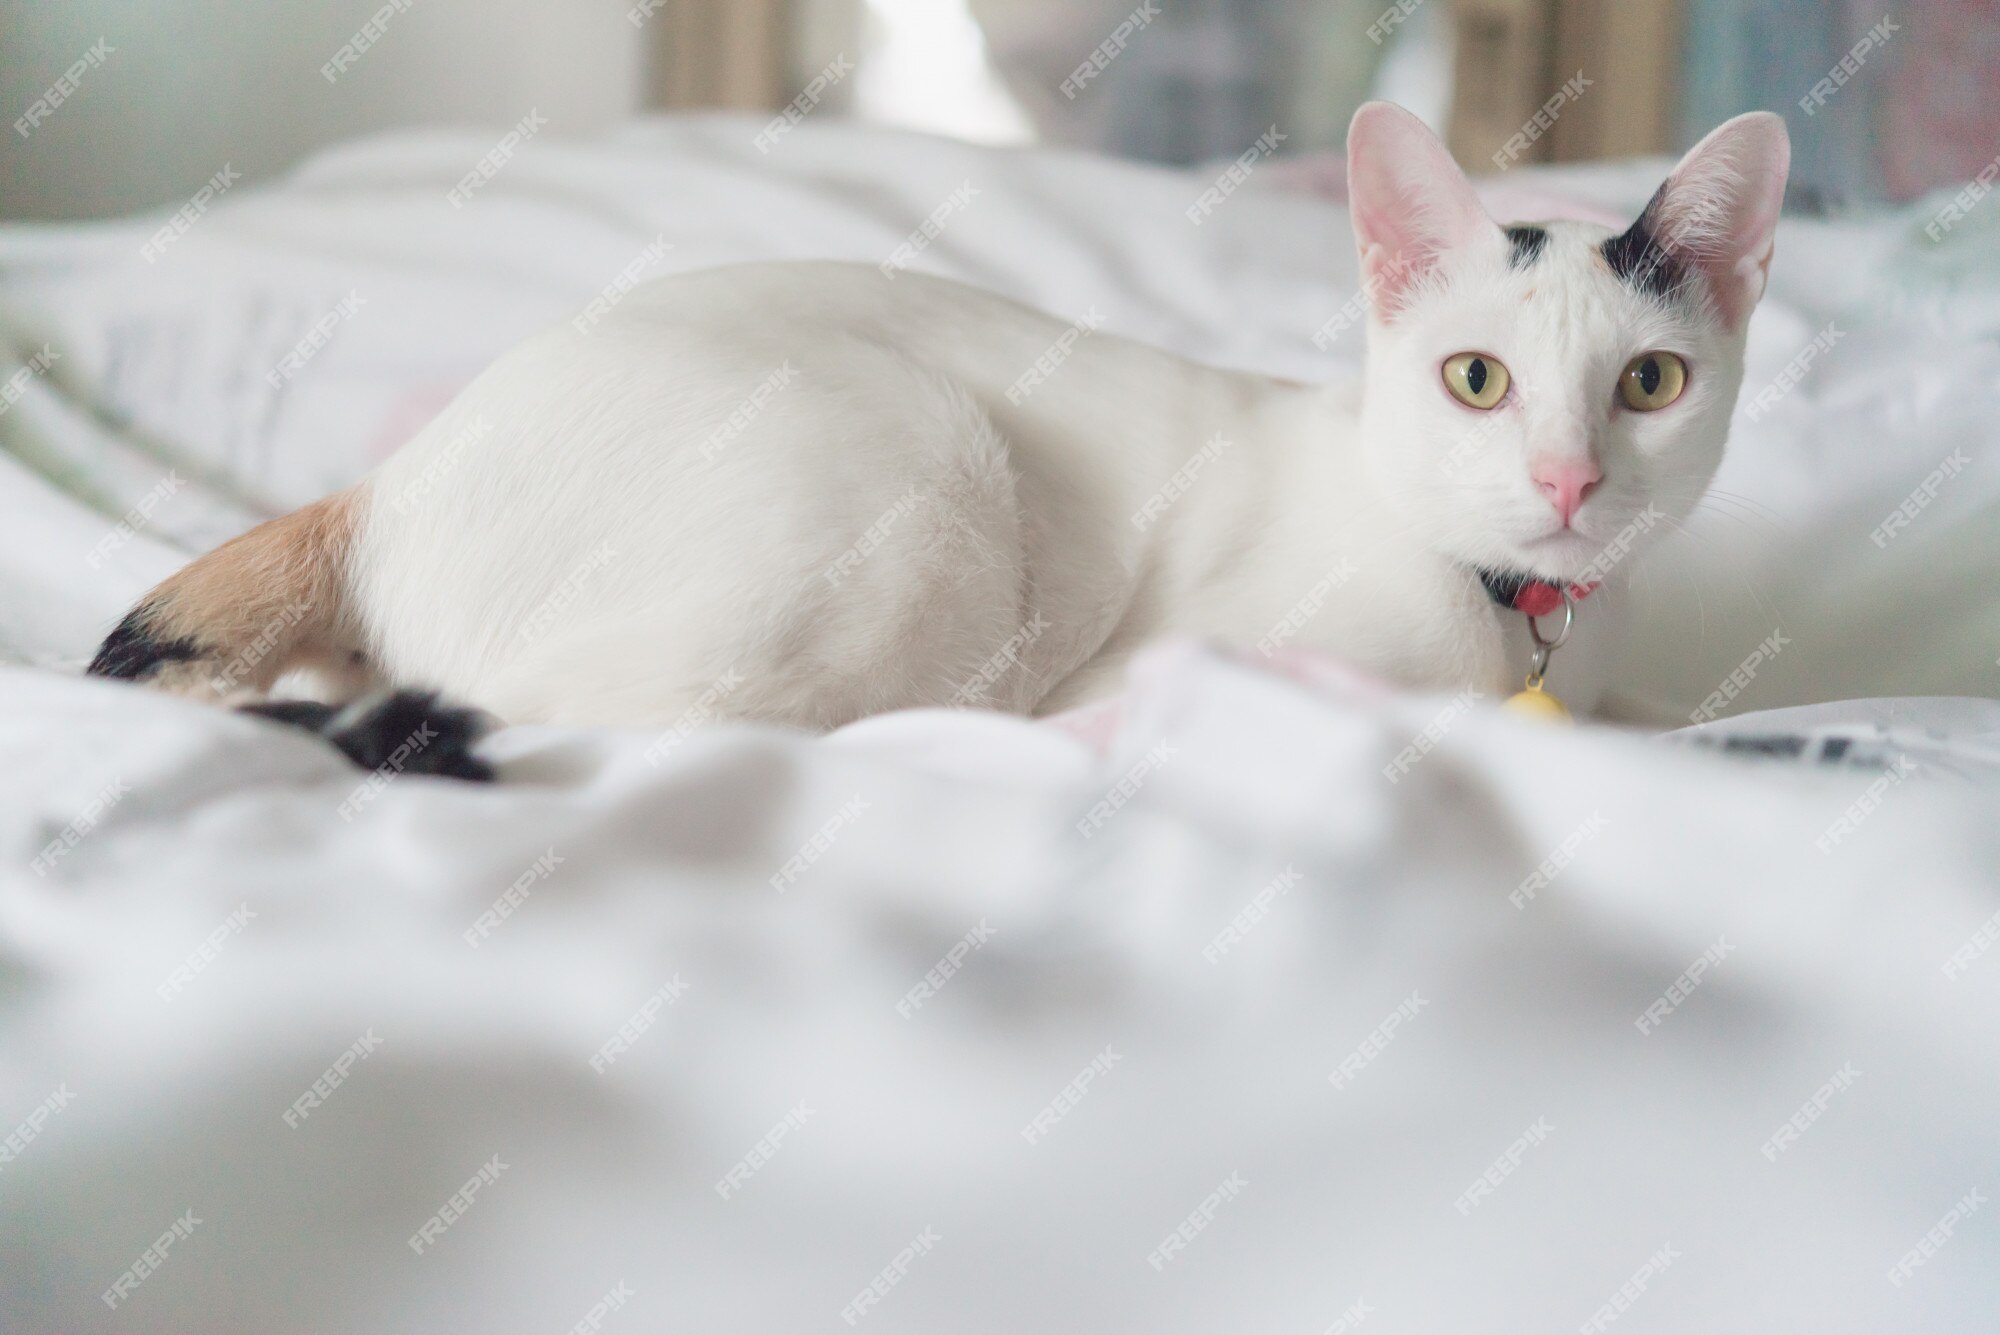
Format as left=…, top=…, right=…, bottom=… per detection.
left=1616, top=111, right=1790, bottom=329
left=1345, top=102, right=1496, bottom=319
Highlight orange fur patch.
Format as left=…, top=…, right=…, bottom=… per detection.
left=139, top=484, right=366, bottom=696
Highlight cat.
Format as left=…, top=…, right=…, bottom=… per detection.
left=86, top=102, right=1789, bottom=775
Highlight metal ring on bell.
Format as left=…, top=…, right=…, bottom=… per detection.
left=1526, top=589, right=1574, bottom=652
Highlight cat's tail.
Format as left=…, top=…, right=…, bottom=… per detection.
left=85, top=484, right=495, bottom=781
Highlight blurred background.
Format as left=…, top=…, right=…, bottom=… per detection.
left=4, top=0, right=1996, bottom=222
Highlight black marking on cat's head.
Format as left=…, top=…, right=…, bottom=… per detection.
left=1504, top=225, right=1548, bottom=270
left=1601, top=187, right=1690, bottom=299
left=86, top=608, right=205, bottom=680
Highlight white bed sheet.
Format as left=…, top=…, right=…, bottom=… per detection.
left=1, top=116, right=1998, bottom=1332
left=5, top=642, right=2000, bottom=1331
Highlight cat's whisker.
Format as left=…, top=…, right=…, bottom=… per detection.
left=1700, top=486, right=1784, bottom=525
left=1655, top=501, right=1787, bottom=627
left=1650, top=510, right=1787, bottom=646
left=1689, top=493, right=1783, bottom=536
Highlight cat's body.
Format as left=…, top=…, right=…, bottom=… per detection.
left=359, top=260, right=1516, bottom=728
left=88, top=104, right=1788, bottom=766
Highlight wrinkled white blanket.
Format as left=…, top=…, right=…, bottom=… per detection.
left=6, top=640, right=2000, bottom=1331
left=1, top=115, right=1998, bottom=1331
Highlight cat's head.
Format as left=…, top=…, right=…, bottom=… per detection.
left=1346, top=101, right=1789, bottom=587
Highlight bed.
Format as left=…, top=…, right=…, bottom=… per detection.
left=2, top=114, right=1997, bottom=1331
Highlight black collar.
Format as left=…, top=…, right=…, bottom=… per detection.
left=1476, top=567, right=1550, bottom=610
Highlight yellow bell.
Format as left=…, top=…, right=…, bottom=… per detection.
left=1503, top=677, right=1572, bottom=723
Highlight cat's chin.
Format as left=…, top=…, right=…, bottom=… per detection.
left=1504, top=529, right=1605, bottom=583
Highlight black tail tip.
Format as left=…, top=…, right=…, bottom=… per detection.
left=240, top=690, right=497, bottom=783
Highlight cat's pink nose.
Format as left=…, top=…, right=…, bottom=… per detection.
left=1531, top=458, right=1603, bottom=526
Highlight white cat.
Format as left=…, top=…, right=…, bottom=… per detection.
left=88, top=103, right=1788, bottom=772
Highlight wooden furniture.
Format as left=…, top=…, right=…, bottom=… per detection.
left=1448, top=0, right=1681, bottom=172
left=645, top=0, right=796, bottom=112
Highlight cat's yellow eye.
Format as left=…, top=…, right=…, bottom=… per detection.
left=1442, top=352, right=1510, bottom=410
left=1619, top=351, right=1688, bottom=411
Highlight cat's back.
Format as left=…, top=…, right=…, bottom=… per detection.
left=611, top=260, right=1266, bottom=409
left=608, top=260, right=1076, bottom=352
